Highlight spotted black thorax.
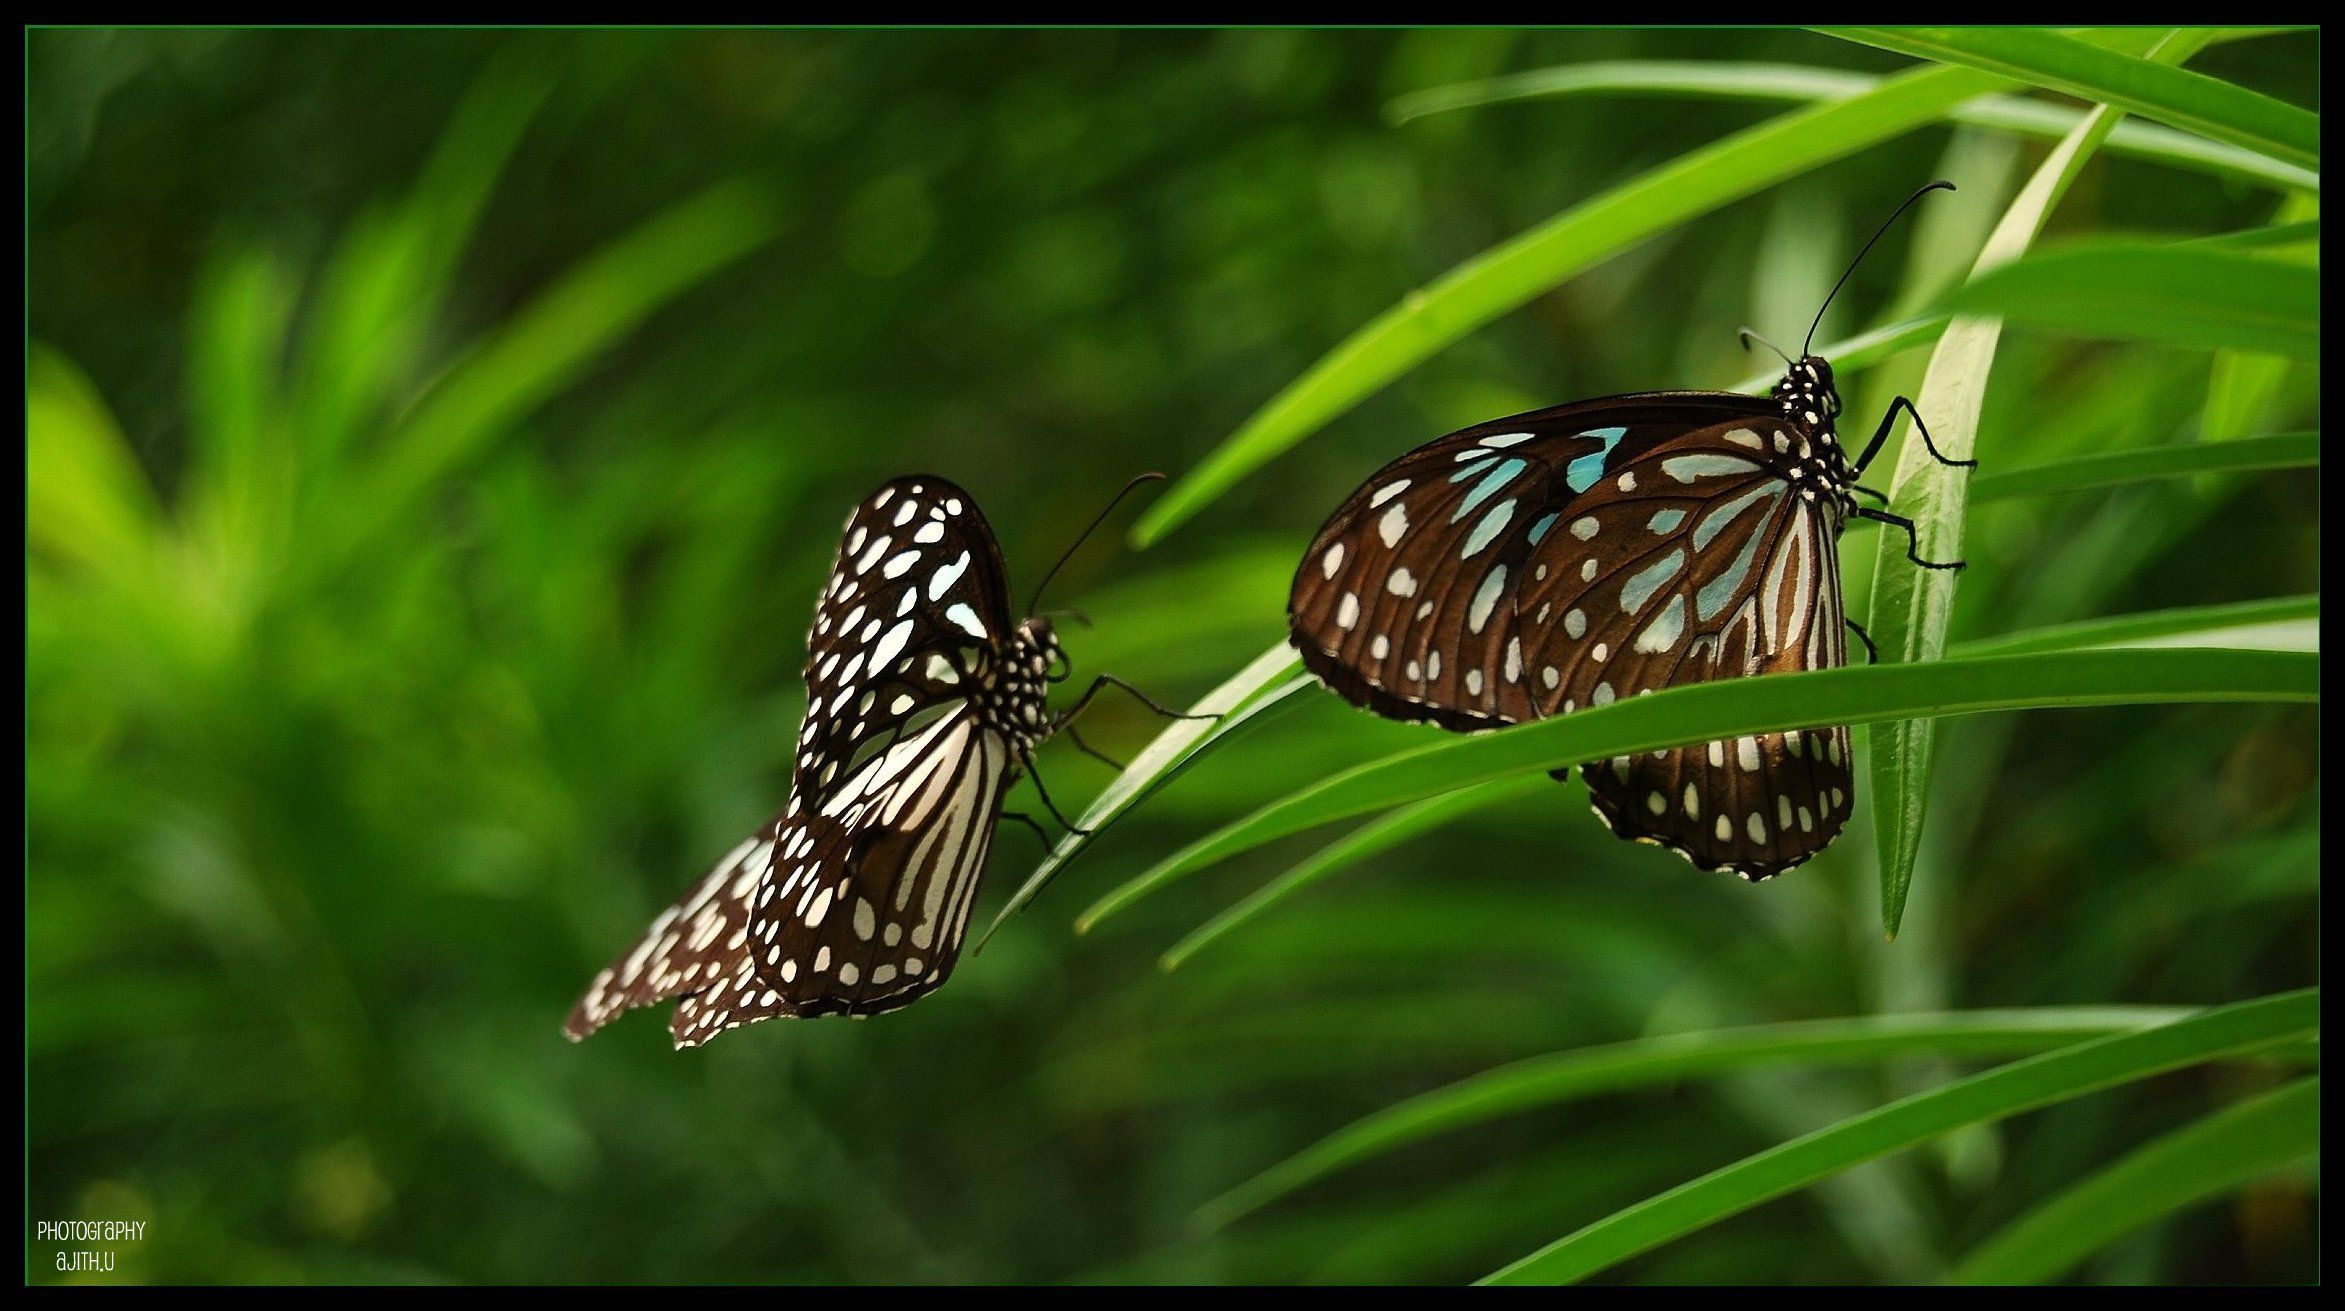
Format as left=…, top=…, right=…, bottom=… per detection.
left=1770, top=355, right=1861, bottom=525
left=981, top=618, right=1063, bottom=753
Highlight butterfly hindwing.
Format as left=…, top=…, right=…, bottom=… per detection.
left=1581, top=724, right=1854, bottom=882
left=1510, top=417, right=1855, bottom=878
left=564, top=808, right=792, bottom=1041
left=670, top=707, right=1014, bottom=1046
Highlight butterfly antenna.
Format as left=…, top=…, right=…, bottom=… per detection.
left=1738, top=328, right=1794, bottom=368
left=1024, top=472, right=1166, bottom=616
left=1804, top=180, right=1956, bottom=356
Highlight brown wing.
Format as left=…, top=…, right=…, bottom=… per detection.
left=1503, top=419, right=1855, bottom=879
left=1288, top=392, right=1775, bottom=732
left=795, top=476, right=1013, bottom=806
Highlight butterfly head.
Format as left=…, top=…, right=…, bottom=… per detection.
left=1016, top=616, right=1067, bottom=677
left=1773, top=355, right=1841, bottom=428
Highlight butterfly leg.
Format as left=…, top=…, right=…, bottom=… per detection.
left=1851, top=396, right=1978, bottom=474
left=1851, top=483, right=1891, bottom=504
left=1066, top=725, right=1128, bottom=773
left=1059, top=673, right=1218, bottom=727
left=1844, top=616, right=1880, bottom=664
left=1854, top=506, right=1965, bottom=570
left=1000, top=810, right=1057, bottom=854
left=1020, top=749, right=1093, bottom=836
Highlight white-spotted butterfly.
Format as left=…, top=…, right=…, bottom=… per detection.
left=1288, top=184, right=1973, bottom=881
left=569, top=474, right=1172, bottom=1046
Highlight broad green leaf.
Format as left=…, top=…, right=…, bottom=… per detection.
left=1940, top=243, right=2320, bottom=361
left=1132, top=61, right=2014, bottom=547
left=1197, top=1006, right=2200, bottom=1229
left=1481, top=988, right=2318, bottom=1284
left=1155, top=775, right=1546, bottom=967
left=1823, top=27, right=2320, bottom=172
left=1967, top=431, right=2317, bottom=503
left=1863, top=31, right=2208, bottom=939
left=1946, top=1076, right=2320, bottom=1284
left=980, top=643, right=1309, bottom=945
left=1388, top=60, right=2317, bottom=193
left=1079, top=646, right=2316, bottom=929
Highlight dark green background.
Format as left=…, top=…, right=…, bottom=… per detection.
left=27, top=28, right=2317, bottom=1284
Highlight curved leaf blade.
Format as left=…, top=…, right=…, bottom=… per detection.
left=1862, top=32, right=2204, bottom=938
left=1389, top=59, right=2317, bottom=193
left=1823, top=27, right=2320, bottom=172
left=1080, top=647, right=2318, bottom=928
left=1157, top=775, right=1546, bottom=968
left=1967, top=430, right=2317, bottom=503
left=1954, top=595, right=2320, bottom=659
left=1132, top=61, right=2012, bottom=547
left=979, top=643, right=1308, bottom=946
left=1198, top=1006, right=2200, bottom=1230
left=1940, top=243, right=2320, bottom=360
left=1946, top=1076, right=2320, bottom=1284
left=1480, top=988, right=2319, bottom=1284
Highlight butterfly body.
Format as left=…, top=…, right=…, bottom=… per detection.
left=569, top=476, right=1066, bottom=1047
left=1290, top=355, right=1906, bottom=881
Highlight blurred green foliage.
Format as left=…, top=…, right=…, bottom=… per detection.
left=27, top=28, right=2316, bottom=1284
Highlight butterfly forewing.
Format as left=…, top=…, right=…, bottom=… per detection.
left=796, top=477, right=1014, bottom=806
left=1291, top=394, right=1780, bottom=732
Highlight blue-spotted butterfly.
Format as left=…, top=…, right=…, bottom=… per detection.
left=1288, top=184, right=1971, bottom=881
left=569, top=474, right=1169, bottom=1047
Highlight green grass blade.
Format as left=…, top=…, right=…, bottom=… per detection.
left=1968, top=431, right=2317, bottom=503
left=1823, top=27, right=2320, bottom=172
left=2203, top=190, right=2320, bottom=446
left=1389, top=60, right=2316, bottom=193
left=1954, top=595, right=2320, bottom=659
left=1079, top=647, right=2316, bottom=927
left=1131, top=61, right=2012, bottom=548
left=980, top=643, right=1308, bottom=945
left=1946, top=1076, right=2320, bottom=1284
left=1156, top=589, right=2318, bottom=962
left=26, top=344, right=162, bottom=583
left=333, top=180, right=782, bottom=567
left=1157, top=775, right=1546, bottom=969
left=2191, top=219, right=2322, bottom=251
left=1197, top=1006, right=2200, bottom=1230
left=291, top=62, right=554, bottom=465
left=1480, top=988, right=2319, bottom=1284
left=1940, top=243, right=2320, bottom=360
left=1862, top=32, right=2210, bottom=939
